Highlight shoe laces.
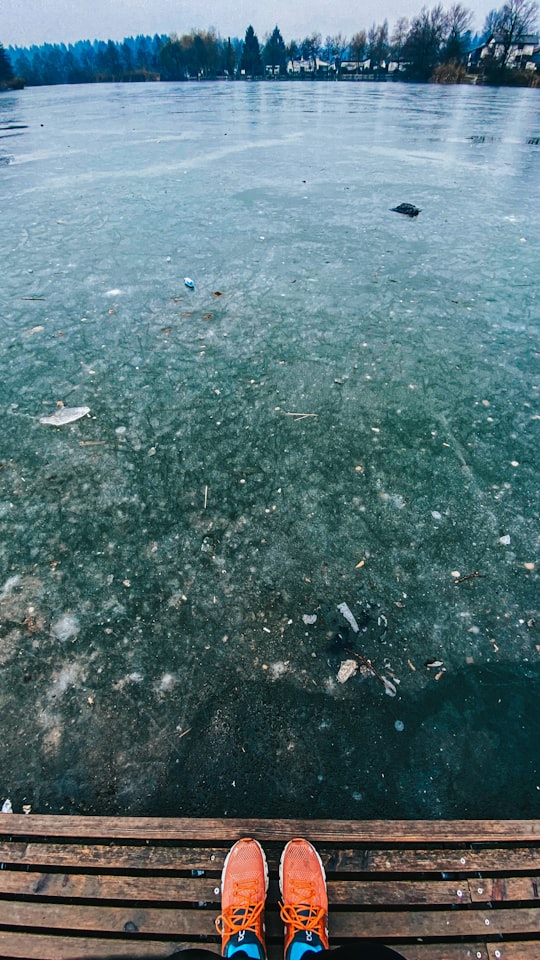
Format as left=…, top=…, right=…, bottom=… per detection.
left=215, top=880, right=265, bottom=936
left=279, top=880, right=326, bottom=934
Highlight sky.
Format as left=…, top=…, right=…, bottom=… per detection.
left=3, top=0, right=495, bottom=48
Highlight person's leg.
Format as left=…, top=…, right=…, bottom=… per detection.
left=308, top=946, right=407, bottom=960
left=215, top=837, right=269, bottom=959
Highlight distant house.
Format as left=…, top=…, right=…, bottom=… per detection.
left=340, top=58, right=371, bottom=76
left=470, top=33, right=539, bottom=71
left=286, top=57, right=334, bottom=77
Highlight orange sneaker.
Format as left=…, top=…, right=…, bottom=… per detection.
left=279, top=838, right=329, bottom=960
left=215, top=838, right=269, bottom=959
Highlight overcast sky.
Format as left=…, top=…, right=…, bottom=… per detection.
left=4, top=0, right=495, bottom=48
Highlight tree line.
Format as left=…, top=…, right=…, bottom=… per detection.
left=2, top=0, right=538, bottom=89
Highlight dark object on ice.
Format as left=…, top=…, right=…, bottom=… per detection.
left=391, top=203, right=421, bottom=217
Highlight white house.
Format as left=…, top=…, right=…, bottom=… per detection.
left=286, top=57, right=333, bottom=76
left=475, top=33, right=539, bottom=70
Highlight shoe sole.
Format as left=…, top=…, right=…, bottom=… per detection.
left=221, top=837, right=270, bottom=897
left=278, top=837, right=327, bottom=898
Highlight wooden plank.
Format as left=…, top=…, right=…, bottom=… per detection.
left=486, top=944, right=540, bottom=960
left=0, top=932, right=194, bottom=958
left=468, top=877, right=540, bottom=902
left=2, top=842, right=539, bottom=874
left=329, top=908, right=540, bottom=939
left=391, top=948, right=490, bottom=960
left=0, top=842, right=225, bottom=870
left=0, top=871, right=222, bottom=902
left=0, top=816, right=539, bottom=843
left=328, top=879, right=472, bottom=905
left=0, top=871, right=474, bottom=906
left=0, top=899, right=215, bottom=936
left=2, top=901, right=539, bottom=939
left=324, top=848, right=540, bottom=873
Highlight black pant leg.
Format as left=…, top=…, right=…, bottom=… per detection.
left=305, top=945, right=408, bottom=960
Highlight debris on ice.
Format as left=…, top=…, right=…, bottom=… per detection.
left=50, top=614, right=80, bottom=642
left=0, top=575, right=21, bottom=601
left=337, top=659, right=358, bottom=683
left=337, top=602, right=359, bottom=633
left=382, top=676, right=397, bottom=697
left=40, top=406, right=90, bottom=426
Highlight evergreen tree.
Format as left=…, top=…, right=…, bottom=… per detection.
left=285, top=39, right=300, bottom=62
left=224, top=37, right=237, bottom=76
left=160, top=36, right=186, bottom=80
left=11, top=49, right=33, bottom=83
left=263, top=26, right=286, bottom=74
left=122, top=41, right=134, bottom=74
left=301, top=33, right=322, bottom=65
left=104, top=39, right=122, bottom=79
left=240, top=25, right=263, bottom=76
left=0, top=43, right=14, bottom=83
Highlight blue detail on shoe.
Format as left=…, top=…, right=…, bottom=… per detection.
left=288, top=932, right=325, bottom=960
left=224, top=930, right=266, bottom=960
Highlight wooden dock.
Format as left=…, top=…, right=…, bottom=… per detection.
left=0, top=817, right=539, bottom=958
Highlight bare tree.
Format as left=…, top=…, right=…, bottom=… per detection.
left=367, top=20, right=390, bottom=69
left=403, top=4, right=449, bottom=79
left=490, top=0, right=539, bottom=67
left=324, top=32, right=349, bottom=70
left=442, top=3, right=473, bottom=61
left=350, top=30, right=368, bottom=68
left=391, top=17, right=410, bottom=66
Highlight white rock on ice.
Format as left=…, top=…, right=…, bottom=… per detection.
left=337, top=659, right=358, bottom=683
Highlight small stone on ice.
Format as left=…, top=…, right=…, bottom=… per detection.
left=432, top=511, right=442, bottom=520
left=337, top=659, right=358, bottom=683
left=302, top=614, right=317, bottom=625
left=499, top=534, right=511, bottom=545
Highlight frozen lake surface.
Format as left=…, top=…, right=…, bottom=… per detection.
left=1, top=81, right=539, bottom=817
